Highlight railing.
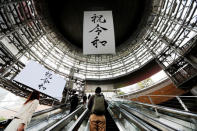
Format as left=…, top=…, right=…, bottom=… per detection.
left=118, top=104, right=177, bottom=131
left=109, top=97, right=197, bottom=130
left=115, top=77, right=169, bottom=98
left=32, top=103, right=69, bottom=117
left=45, top=105, right=85, bottom=131
left=111, top=95, right=197, bottom=114
left=0, top=98, right=70, bottom=118
left=125, top=95, right=197, bottom=113
left=108, top=102, right=158, bottom=131
left=68, top=108, right=89, bottom=131
left=0, top=102, right=70, bottom=130
left=128, top=99, right=197, bottom=119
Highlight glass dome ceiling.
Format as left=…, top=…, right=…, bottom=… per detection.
left=1, top=0, right=197, bottom=80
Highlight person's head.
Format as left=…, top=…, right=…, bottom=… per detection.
left=95, top=87, right=101, bottom=94
left=73, top=90, right=76, bottom=95
left=24, top=90, right=40, bottom=104
left=75, top=93, right=78, bottom=97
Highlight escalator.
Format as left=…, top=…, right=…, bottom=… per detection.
left=3, top=98, right=196, bottom=131
left=77, top=110, right=120, bottom=131
left=109, top=98, right=197, bottom=131
left=105, top=110, right=119, bottom=131
left=40, top=105, right=120, bottom=131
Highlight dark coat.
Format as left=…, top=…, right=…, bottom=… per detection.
left=69, top=94, right=79, bottom=113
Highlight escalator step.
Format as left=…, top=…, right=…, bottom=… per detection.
left=105, top=112, right=120, bottom=131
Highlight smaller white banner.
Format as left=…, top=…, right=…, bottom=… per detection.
left=14, top=60, right=66, bottom=101
left=83, top=11, right=115, bottom=54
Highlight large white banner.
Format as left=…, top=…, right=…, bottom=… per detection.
left=83, top=11, right=115, bottom=54
left=14, top=60, right=66, bottom=101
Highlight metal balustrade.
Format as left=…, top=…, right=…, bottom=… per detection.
left=108, top=97, right=197, bottom=130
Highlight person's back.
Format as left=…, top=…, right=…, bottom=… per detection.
left=91, top=93, right=105, bottom=115
left=88, top=94, right=91, bottom=100
left=71, top=94, right=78, bottom=105
left=83, top=94, right=87, bottom=104
left=88, top=87, right=108, bottom=131
left=70, top=94, right=79, bottom=113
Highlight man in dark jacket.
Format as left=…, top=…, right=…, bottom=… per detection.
left=88, top=94, right=91, bottom=100
left=69, top=91, right=79, bottom=113
left=88, top=87, right=108, bottom=131
left=83, top=94, right=87, bottom=105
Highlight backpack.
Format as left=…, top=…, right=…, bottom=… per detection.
left=92, top=94, right=105, bottom=115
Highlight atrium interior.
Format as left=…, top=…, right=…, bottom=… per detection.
left=0, top=0, right=197, bottom=130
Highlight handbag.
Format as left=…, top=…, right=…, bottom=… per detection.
left=0, top=118, right=13, bottom=129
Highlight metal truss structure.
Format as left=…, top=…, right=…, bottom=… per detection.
left=0, top=0, right=197, bottom=104
left=154, top=0, right=197, bottom=88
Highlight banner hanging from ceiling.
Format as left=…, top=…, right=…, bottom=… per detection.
left=83, top=11, right=115, bottom=54
left=14, top=60, right=66, bottom=101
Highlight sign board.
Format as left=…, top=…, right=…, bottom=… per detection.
left=14, top=60, right=66, bottom=101
left=83, top=11, right=115, bottom=54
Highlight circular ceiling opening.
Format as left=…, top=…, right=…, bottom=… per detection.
left=47, top=0, right=147, bottom=49
left=33, top=0, right=154, bottom=80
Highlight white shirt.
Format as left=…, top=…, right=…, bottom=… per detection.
left=15, top=99, right=39, bottom=126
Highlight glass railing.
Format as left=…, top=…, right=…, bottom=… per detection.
left=108, top=97, right=197, bottom=130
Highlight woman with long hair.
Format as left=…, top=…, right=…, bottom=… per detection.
left=5, top=90, right=40, bottom=131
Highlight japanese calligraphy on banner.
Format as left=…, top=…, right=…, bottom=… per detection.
left=14, top=60, right=66, bottom=101
left=83, top=11, right=115, bottom=54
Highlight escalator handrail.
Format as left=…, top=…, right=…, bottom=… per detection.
left=32, top=103, right=69, bottom=117
left=68, top=108, right=89, bottom=131
left=118, top=100, right=197, bottom=118
left=0, top=103, right=69, bottom=125
left=45, top=105, right=84, bottom=131
left=32, top=102, right=83, bottom=117
left=111, top=103, right=158, bottom=131
left=121, top=104, right=177, bottom=131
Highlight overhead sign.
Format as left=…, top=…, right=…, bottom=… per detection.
left=83, top=11, right=115, bottom=54
left=14, top=60, right=66, bottom=101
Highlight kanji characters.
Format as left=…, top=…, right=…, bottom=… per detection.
left=91, top=36, right=107, bottom=48
left=91, top=14, right=106, bottom=23
left=89, top=24, right=108, bottom=35
left=38, top=71, right=53, bottom=90
left=89, top=14, right=108, bottom=48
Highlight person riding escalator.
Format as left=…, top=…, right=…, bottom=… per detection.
left=88, top=87, right=108, bottom=131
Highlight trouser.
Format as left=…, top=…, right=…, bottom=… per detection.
left=69, top=105, right=77, bottom=113
left=89, top=114, right=106, bottom=131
